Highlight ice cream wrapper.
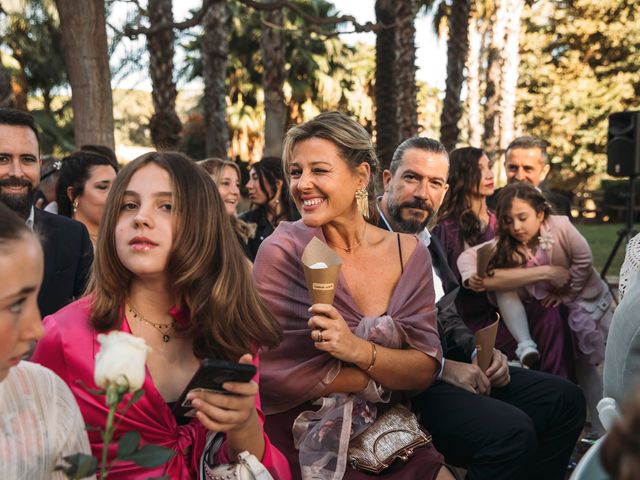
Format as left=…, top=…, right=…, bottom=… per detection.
left=302, top=237, right=342, bottom=305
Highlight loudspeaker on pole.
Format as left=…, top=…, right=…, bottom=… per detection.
left=608, top=111, right=640, bottom=177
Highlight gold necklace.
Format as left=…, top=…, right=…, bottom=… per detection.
left=327, top=223, right=367, bottom=253
left=127, top=303, right=175, bottom=343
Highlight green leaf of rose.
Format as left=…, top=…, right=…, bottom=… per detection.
left=118, top=431, right=141, bottom=457
left=55, top=453, right=98, bottom=478
left=122, top=444, right=175, bottom=468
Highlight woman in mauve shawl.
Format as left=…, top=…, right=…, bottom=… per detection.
left=254, top=112, right=453, bottom=480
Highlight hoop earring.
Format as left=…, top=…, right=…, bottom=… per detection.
left=355, top=188, right=369, bottom=219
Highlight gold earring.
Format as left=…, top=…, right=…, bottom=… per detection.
left=355, top=188, right=369, bottom=219
left=72, top=199, right=78, bottom=215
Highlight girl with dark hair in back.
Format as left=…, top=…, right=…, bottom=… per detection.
left=33, top=152, right=290, bottom=479
left=56, top=150, right=118, bottom=247
left=240, top=157, right=299, bottom=261
left=458, top=182, right=612, bottom=434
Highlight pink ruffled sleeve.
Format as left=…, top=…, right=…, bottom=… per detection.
left=213, top=355, right=291, bottom=480
left=457, top=239, right=496, bottom=283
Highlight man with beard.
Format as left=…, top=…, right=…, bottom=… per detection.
left=0, top=109, right=92, bottom=316
left=487, top=136, right=572, bottom=216
left=377, top=136, right=585, bottom=480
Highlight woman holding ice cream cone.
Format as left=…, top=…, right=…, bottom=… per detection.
left=254, top=112, right=453, bottom=480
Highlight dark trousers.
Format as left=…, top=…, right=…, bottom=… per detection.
left=413, top=367, right=586, bottom=480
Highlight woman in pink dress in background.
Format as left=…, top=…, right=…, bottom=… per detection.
left=32, top=152, right=290, bottom=479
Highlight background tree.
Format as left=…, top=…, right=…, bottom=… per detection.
left=147, top=0, right=182, bottom=149
left=202, top=0, right=230, bottom=158
left=55, top=0, right=114, bottom=149
left=374, top=0, right=397, bottom=171
left=517, top=0, right=640, bottom=190
left=394, top=0, right=419, bottom=140
left=439, top=0, right=472, bottom=151
left=482, top=0, right=507, bottom=158
left=261, top=0, right=287, bottom=157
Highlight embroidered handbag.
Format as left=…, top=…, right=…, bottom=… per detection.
left=205, top=451, right=274, bottom=480
left=347, top=403, right=432, bottom=474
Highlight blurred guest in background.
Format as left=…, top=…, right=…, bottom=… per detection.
left=240, top=156, right=299, bottom=261
left=56, top=150, right=118, bottom=248
left=199, top=157, right=255, bottom=253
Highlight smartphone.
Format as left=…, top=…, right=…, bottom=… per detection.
left=172, top=359, right=257, bottom=421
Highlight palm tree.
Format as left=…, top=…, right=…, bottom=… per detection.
left=375, top=0, right=397, bottom=171
left=482, top=0, right=508, bottom=158
left=466, top=6, right=483, bottom=147
left=202, top=0, right=230, bottom=158
left=499, top=0, right=524, bottom=151
left=394, top=0, right=419, bottom=141
left=261, top=0, right=287, bottom=157
left=147, top=0, right=182, bottom=149
left=440, top=0, right=472, bottom=151
left=55, top=0, right=114, bottom=149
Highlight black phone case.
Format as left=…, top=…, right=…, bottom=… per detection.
left=172, top=359, right=257, bottom=420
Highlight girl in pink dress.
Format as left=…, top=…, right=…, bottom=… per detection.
left=32, top=152, right=290, bottom=479
left=458, top=182, right=611, bottom=434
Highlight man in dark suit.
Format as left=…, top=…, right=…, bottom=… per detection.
left=0, top=109, right=92, bottom=316
left=487, top=135, right=572, bottom=216
left=377, top=136, right=585, bottom=480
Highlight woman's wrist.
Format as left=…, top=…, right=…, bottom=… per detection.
left=226, top=408, right=265, bottom=459
left=354, top=338, right=376, bottom=371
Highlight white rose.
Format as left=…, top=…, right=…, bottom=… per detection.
left=94, top=331, right=151, bottom=392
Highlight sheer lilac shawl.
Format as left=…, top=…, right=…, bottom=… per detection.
left=254, top=220, right=442, bottom=415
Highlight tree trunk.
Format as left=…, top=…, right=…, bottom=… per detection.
left=261, top=1, right=287, bottom=158
left=202, top=0, right=229, bottom=159
left=499, top=0, right=523, bottom=151
left=482, top=0, right=508, bottom=158
left=0, top=60, right=13, bottom=108
left=55, top=0, right=114, bottom=150
left=440, top=0, right=472, bottom=152
left=394, top=0, right=419, bottom=142
left=375, top=0, right=397, bottom=172
left=466, top=11, right=482, bottom=148
left=147, top=0, right=182, bottom=149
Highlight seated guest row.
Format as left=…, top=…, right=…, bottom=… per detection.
left=0, top=108, right=597, bottom=479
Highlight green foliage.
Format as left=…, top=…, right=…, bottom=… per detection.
left=55, top=453, right=98, bottom=479
left=178, top=0, right=375, bottom=160
left=517, top=0, right=640, bottom=189
left=2, top=0, right=66, bottom=102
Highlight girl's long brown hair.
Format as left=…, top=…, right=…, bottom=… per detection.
left=436, top=147, right=487, bottom=245
left=89, top=152, right=282, bottom=360
left=487, top=182, right=551, bottom=272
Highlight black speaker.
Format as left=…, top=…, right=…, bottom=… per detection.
left=608, top=111, right=640, bottom=177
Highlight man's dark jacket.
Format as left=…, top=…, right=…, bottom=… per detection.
left=377, top=216, right=476, bottom=362
left=34, top=208, right=93, bottom=317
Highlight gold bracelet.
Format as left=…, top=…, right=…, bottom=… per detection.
left=366, top=342, right=377, bottom=372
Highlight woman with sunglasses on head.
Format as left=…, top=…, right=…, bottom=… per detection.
left=254, top=112, right=452, bottom=480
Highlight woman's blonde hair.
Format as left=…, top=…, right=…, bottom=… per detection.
left=282, top=111, right=379, bottom=224
left=197, top=157, right=256, bottom=243
left=198, top=157, right=241, bottom=185
left=89, top=151, right=281, bottom=359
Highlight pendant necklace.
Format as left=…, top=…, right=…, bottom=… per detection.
left=128, top=303, right=175, bottom=343
left=327, top=223, right=367, bottom=253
